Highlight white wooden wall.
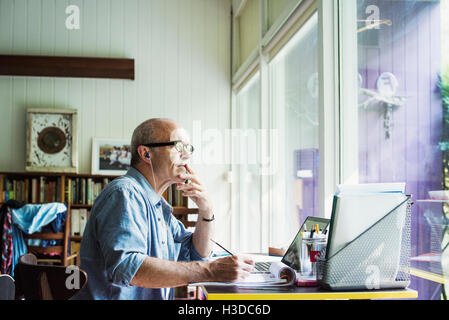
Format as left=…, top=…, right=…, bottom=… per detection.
left=0, top=0, right=232, bottom=244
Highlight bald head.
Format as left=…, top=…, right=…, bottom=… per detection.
left=130, top=118, right=178, bottom=167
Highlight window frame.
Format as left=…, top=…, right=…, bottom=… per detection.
left=230, top=0, right=344, bottom=251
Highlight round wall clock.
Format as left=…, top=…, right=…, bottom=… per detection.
left=26, top=108, right=78, bottom=173
left=37, top=127, right=67, bottom=154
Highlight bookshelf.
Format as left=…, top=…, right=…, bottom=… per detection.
left=1, top=171, right=199, bottom=299
left=0, top=171, right=199, bottom=238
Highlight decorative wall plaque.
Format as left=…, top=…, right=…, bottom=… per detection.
left=26, top=108, right=78, bottom=173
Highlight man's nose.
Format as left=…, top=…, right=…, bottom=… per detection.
left=180, top=150, right=191, bottom=160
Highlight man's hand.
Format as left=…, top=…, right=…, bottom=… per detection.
left=206, top=255, right=255, bottom=282
left=176, top=164, right=213, bottom=216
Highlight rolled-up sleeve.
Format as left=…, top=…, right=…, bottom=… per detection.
left=170, top=217, right=209, bottom=262
left=94, top=187, right=148, bottom=287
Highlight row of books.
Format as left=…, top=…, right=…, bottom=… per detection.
left=71, top=208, right=89, bottom=237
left=165, top=184, right=189, bottom=207
left=0, top=175, right=63, bottom=203
left=0, top=174, right=113, bottom=205
left=65, top=177, right=111, bottom=205
left=69, top=207, right=196, bottom=239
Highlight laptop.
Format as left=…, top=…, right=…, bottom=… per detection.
left=254, top=216, right=330, bottom=272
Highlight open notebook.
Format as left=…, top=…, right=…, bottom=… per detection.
left=189, top=261, right=297, bottom=287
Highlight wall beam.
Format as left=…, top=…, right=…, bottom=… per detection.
left=0, top=55, right=134, bottom=80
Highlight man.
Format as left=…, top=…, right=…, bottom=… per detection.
left=73, top=119, right=254, bottom=300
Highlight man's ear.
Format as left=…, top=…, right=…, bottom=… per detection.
left=137, top=145, right=151, bottom=162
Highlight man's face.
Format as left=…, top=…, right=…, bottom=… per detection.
left=152, top=126, right=192, bottom=183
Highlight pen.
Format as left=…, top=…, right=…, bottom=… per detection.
left=210, top=239, right=234, bottom=256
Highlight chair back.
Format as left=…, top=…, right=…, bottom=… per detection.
left=15, top=253, right=87, bottom=300
left=0, top=274, right=15, bottom=300
left=23, top=203, right=77, bottom=266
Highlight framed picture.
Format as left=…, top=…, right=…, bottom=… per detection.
left=26, top=108, right=78, bottom=173
left=91, top=138, right=131, bottom=175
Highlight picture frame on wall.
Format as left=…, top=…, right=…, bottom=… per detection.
left=26, top=108, right=78, bottom=173
left=91, top=138, right=131, bottom=175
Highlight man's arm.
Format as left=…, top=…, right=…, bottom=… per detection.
left=191, top=207, right=214, bottom=258
left=176, top=164, right=214, bottom=257
left=130, top=255, right=255, bottom=288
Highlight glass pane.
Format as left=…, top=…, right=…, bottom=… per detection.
left=266, top=0, right=292, bottom=31
left=236, top=73, right=262, bottom=253
left=270, top=13, right=319, bottom=247
left=356, top=0, right=449, bottom=299
left=237, top=0, right=260, bottom=69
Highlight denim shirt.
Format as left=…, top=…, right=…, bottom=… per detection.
left=72, top=167, right=207, bottom=300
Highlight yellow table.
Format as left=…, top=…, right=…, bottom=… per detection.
left=410, top=267, right=446, bottom=284
left=199, top=253, right=418, bottom=300
left=199, top=285, right=418, bottom=300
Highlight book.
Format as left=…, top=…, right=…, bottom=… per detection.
left=79, top=209, right=88, bottom=236
left=13, top=180, right=17, bottom=200
left=71, top=209, right=80, bottom=236
left=55, top=177, right=60, bottom=202
left=31, top=178, right=37, bottom=203
left=87, top=178, right=93, bottom=204
left=76, top=178, right=80, bottom=204
left=187, top=198, right=198, bottom=209
left=24, top=179, right=29, bottom=203
left=39, top=176, right=45, bottom=203
left=81, top=178, right=86, bottom=204
left=67, top=178, right=72, bottom=204
left=167, top=185, right=173, bottom=204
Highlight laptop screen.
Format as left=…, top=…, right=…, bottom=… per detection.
left=281, top=216, right=330, bottom=271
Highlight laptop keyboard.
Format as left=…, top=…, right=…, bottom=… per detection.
left=255, top=262, right=271, bottom=272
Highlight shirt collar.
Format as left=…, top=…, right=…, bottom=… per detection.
left=126, top=167, right=161, bottom=207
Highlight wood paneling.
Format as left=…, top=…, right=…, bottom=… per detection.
left=0, top=0, right=232, bottom=245
left=0, top=0, right=231, bottom=173
left=0, top=54, right=135, bottom=79
left=358, top=0, right=443, bottom=300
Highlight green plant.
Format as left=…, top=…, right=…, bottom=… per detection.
left=439, top=67, right=449, bottom=152
left=439, top=67, right=449, bottom=301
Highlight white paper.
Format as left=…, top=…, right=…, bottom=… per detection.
left=189, top=262, right=296, bottom=287
left=336, top=182, right=406, bottom=195
left=328, top=192, right=407, bottom=256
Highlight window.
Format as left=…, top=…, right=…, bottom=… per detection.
left=266, top=0, right=294, bottom=31
left=233, top=0, right=261, bottom=73
left=234, top=72, right=262, bottom=252
left=347, top=0, right=449, bottom=299
left=269, top=13, right=319, bottom=246
left=231, top=0, right=321, bottom=252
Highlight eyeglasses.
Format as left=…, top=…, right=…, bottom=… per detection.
left=142, top=141, right=194, bottom=155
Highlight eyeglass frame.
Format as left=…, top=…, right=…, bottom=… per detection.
left=141, top=140, right=194, bottom=154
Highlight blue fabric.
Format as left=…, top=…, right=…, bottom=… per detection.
left=12, top=203, right=67, bottom=234
left=39, top=211, right=68, bottom=247
left=11, top=225, right=27, bottom=277
left=10, top=203, right=67, bottom=276
left=72, top=167, right=208, bottom=300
